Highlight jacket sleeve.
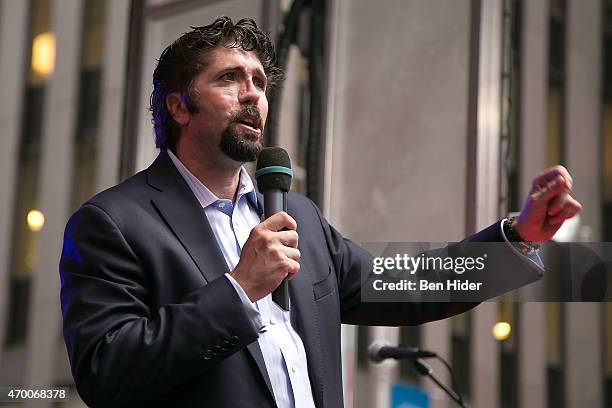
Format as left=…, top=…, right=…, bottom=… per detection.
left=304, top=200, right=543, bottom=326
left=59, top=203, right=258, bottom=407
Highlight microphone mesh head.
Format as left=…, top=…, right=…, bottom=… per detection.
left=367, top=341, right=387, bottom=363
left=256, top=147, right=292, bottom=193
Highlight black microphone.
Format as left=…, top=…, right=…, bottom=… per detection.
left=255, top=147, right=293, bottom=311
left=368, top=342, right=437, bottom=363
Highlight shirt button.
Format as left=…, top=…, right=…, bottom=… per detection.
left=291, top=365, right=296, bottom=373
left=218, top=202, right=225, bottom=208
left=269, top=317, right=277, bottom=325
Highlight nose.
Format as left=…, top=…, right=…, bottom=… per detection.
left=238, top=78, right=261, bottom=105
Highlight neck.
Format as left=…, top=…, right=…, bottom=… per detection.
left=173, top=146, right=242, bottom=201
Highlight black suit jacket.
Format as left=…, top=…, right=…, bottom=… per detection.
left=60, top=151, right=541, bottom=407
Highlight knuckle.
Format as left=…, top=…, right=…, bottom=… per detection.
left=282, top=259, right=293, bottom=272
left=253, top=230, right=268, bottom=244
left=271, top=247, right=283, bottom=259
left=252, top=223, right=266, bottom=236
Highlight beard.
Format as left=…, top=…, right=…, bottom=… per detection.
left=219, top=106, right=264, bottom=163
left=219, top=125, right=263, bottom=162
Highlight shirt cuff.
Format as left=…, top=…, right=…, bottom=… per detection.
left=499, top=219, right=545, bottom=274
left=225, top=273, right=266, bottom=333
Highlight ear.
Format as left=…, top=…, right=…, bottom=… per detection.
left=166, top=91, right=190, bottom=127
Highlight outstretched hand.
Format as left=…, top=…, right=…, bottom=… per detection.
left=514, top=165, right=582, bottom=244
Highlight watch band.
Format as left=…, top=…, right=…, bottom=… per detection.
left=504, top=217, right=540, bottom=255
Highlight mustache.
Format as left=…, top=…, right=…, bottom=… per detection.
left=230, top=105, right=263, bottom=128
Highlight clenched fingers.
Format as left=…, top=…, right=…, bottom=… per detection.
left=277, top=229, right=299, bottom=248
left=533, top=165, right=573, bottom=190
left=548, top=196, right=582, bottom=225
left=529, top=175, right=568, bottom=206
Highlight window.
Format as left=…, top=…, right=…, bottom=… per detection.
left=5, top=0, right=53, bottom=347
left=70, top=0, right=106, bottom=212
left=546, top=302, right=565, bottom=408
left=547, top=0, right=566, bottom=166
left=601, top=1, right=612, bottom=406
left=505, top=0, right=523, bottom=213
left=602, top=0, right=612, bottom=242
left=499, top=301, right=519, bottom=408
left=451, top=312, right=471, bottom=401
left=545, top=2, right=567, bottom=404
left=603, top=303, right=612, bottom=407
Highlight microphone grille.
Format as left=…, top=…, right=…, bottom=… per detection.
left=256, top=147, right=292, bottom=193
left=256, top=146, right=291, bottom=170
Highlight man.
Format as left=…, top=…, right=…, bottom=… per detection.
left=60, top=17, right=582, bottom=408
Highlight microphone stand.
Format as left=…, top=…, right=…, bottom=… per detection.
left=412, top=358, right=468, bottom=408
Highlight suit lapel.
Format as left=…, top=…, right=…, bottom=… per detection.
left=146, top=152, right=276, bottom=403
left=246, top=342, right=275, bottom=403
left=147, top=151, right=228, bottom=283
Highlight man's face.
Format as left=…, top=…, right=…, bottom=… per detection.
left=186, top=46, right=268, bottom=163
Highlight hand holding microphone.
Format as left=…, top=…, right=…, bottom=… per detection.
left=230, top=147, right=296, bottom=309
left=230, top=211, right=300, bottom=303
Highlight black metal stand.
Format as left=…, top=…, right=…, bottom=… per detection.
left=412, top=358, right=469, bottom=408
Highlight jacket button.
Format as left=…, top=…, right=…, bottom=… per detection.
left=229, top=335, right=239, bottom=346
left=202, top=350, right=213, bottom=360
left=213, top=345, right=224, bottom=354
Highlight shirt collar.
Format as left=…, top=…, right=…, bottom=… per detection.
left=167, top=149, right=259, bottom=212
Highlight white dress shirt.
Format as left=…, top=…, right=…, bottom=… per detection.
left=168, top=151, right=315, bottom=408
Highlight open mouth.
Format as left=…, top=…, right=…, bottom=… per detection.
left=237, top=117, right=261, bottom=133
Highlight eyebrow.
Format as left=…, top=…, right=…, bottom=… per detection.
left=220, top=65, right=267, bottom=82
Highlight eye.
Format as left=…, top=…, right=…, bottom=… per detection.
left=220, top=72, right=236, bottom=81
left=253, top=76, right=267, bottom=91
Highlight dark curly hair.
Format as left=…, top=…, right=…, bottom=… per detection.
left=150, top=16, right=284, bottom=151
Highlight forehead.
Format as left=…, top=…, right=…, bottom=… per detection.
left=201, top=46, right=265, bottom=75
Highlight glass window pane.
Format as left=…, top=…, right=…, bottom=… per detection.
left=5, top=0, right=53, bottom=347
left=70, top=0, right=106, bottom=212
